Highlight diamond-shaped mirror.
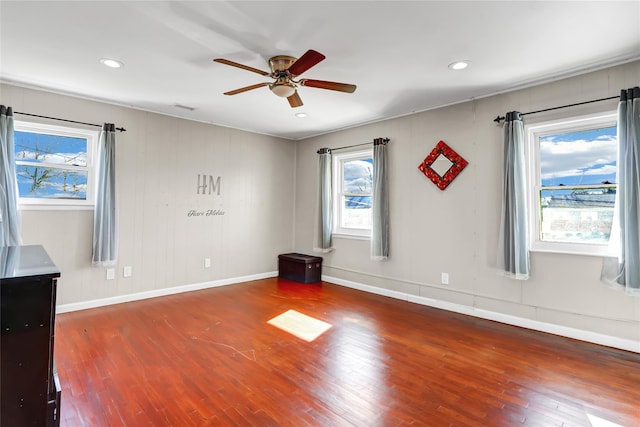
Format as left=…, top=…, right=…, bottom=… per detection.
left=418, top=141, right=468, bottom=190
left=430, top=154, right=454, bottom=177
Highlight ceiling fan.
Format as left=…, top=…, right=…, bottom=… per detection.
left=213, top=49, right=356, bottom=108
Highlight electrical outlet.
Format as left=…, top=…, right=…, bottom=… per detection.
left=106, top=268, right=115, bottom=280
left=204, top=258, right=211, bottom=268
left=441, top=272, right=449, bottom=285
left=123, top=266, right=132, bottom=278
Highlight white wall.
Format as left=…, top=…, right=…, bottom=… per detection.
left=293, top=61, right=640, bottom=345
left=1, top=84, right=296, bottom=307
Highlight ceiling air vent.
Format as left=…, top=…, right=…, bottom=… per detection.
left=173, top=104, right=196, bottom=111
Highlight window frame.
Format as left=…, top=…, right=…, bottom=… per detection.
left=332, top=149, right=373, bottom=239
left=14, top=121, right=98, bottom=210
left=525, top=111, right=617, bottom=257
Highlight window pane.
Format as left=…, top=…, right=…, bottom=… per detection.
left=540, top=126, right=616, bottom=187
left=16, top=166, right=87, bottom=199
left=343, top=158, right=373, bottom=194
left=540, top=187, right=615, bottom=243
left=342, top=196, right=372, bottom=229
left=15, top=131, right=87, bottom=166
left=341, top=157, right=372, bottom=229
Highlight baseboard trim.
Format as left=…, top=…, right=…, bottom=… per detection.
left=57, top=271, right=278, bottom=314
left=323, top=275, right=640, bottom=354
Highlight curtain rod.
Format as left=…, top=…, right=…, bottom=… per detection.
left=492, top=95, right=619, bottom=123
left=316, top=138, right=390, bottom=154
left=14, top=111, right=127, bottom=132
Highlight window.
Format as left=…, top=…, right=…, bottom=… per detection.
left=333, top=149, right=373, bottom=238
left=14, top=121, right=97, bottom=209
left=526, top=112, right=617, bottom=256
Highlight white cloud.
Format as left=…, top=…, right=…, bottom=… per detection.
left=540, top=136, right=616, bottom=182
left=344, top=160, right=372, bottom=193
left=15, top=150, right=87, bottom=166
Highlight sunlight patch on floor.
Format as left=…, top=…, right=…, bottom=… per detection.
left=267, top=309, right=332, bottom=342
left=587, top=413, right=625, bottom=427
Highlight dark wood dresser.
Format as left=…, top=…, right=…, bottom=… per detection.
left=1, top=245, right=61, bottom=427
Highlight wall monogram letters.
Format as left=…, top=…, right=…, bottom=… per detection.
left=197, top=174, right=221, bottom=195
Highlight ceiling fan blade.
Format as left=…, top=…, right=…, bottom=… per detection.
left=287, top=50, right=326, bottom=76
left=299, top=79, right=357, bottom=93
left=223, top=82, right=270, bottom=95
left=287, top=91, right=303, bottom=108
left=213, top=58, right=270, bottom=76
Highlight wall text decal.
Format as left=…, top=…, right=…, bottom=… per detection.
left=197, top=174, right=221, bottom=195
left=187, top=174, right=225, bottom=218
left=187, top=209, right=225, bottom=217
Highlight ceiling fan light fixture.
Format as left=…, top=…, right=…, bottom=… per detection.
left=270, top=83, right=296, bottom=98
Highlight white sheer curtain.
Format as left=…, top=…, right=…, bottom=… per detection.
left=0, top=105, right=22, bottom=247
left=497, top=111, right=530, bottom=280
left=92, top=123, right=118, bottom=266
left=371, top=138, right=389, bottom=260
left=314, top=148, right=334, bottom=253
left=601, top=87, right=640, bottom=295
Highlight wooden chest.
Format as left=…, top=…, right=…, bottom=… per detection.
left=278, top=253, right=323, bottom=283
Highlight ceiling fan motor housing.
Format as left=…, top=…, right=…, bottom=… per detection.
left=269, top=55, right=297, bottom=75
left=269, top=56, right=298, bottom=97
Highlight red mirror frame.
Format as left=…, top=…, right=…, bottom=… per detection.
left=418, top=140, right=468, bottom=191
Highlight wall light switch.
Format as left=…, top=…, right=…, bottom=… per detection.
left=204, top=258, right=211, bottom=268
left=123, top=266, right=132, bottom=278
left=106, top=268, right=115, bottom=280
left=441, top=272, right=449, bottom=285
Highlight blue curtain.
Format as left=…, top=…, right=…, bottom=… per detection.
left=601, top=87, right=640, bottom=295
left=314, top=148, right=334, bottom=252
left=92, top=123, right=118, bottom=266
left=497, top=111, right=530, bottom=280
left=371, top=138, right=389, bottom=260
left=0, top=105, right=22, bottom=247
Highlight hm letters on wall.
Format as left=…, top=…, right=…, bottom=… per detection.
left=187, top=174, right=225, bottom=217
left=197, top=174, right=221, bottom=196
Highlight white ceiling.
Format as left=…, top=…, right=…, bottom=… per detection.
left=1, top=1, right=639, bottom=140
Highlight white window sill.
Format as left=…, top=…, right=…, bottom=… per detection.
left=20, top=203, right=94, bottom=211
left=332, top=233, right=370, bottom=241
left=530, top=241, right=610, bottom=258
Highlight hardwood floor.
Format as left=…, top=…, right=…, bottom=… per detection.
left=54, top=278, right=640, bottom=427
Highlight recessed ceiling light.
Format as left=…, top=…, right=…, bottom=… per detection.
left=295, top=112, right=308, bottom=118
left=100, top=58, right=124, bottom=69
left=448, top=60, right=470, bottom=71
